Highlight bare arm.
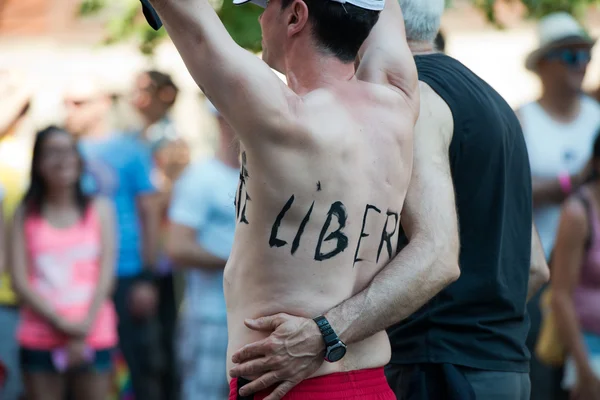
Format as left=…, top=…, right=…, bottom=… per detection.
left=528, top=223, right=549, bottom=301
left=84, top=198, right=116, bottom=327
left=138, top=194, right=161, bottom=267
left=9, top=207, right=68, bottom=330
left=532, top=175, right=588, bottom=208
left=0, top=200, right=4, bottom=276
left=551, top=198, right=594, bottom=381
left=356, top=0, right=419, bottom=112
left=325, top=83, right=459, bottom=343
left=148, top=0, right=296, bottom=148
left=166, top=223, right=227, bottom=269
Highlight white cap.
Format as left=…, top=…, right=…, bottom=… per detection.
left=233, top=0, right=384, bottom=11
left=525, top=12, right=595, bottom=71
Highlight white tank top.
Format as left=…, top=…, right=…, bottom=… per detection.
left=520, top=96, right=600, bottom=258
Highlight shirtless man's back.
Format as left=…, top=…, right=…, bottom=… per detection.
left=226, top=81, right=413, bottom=376
left=146, top=0, right=418, bottom=396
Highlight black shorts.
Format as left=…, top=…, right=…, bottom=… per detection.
left=20, top=347, right=114, bottom=374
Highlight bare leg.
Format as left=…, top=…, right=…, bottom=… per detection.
left=71, top=371, right=112, bottom=400
left=23, top=372, right=65, bottom=400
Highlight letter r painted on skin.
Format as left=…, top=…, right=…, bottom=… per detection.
left=353, top=204, right=381, bottom=266
left=314, top=201, right=349, bottom=261
left=377, top=210, right=399, bottom=263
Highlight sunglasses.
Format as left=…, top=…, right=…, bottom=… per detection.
left=545, top=48, right=592, bottom=68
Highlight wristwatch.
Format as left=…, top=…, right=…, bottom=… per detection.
left=313, top=316, right=347, bottom=363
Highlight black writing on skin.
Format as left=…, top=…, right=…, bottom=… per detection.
left=269, top=197, right=400, bottom=264
left=235, top=151, right=250, bottom=224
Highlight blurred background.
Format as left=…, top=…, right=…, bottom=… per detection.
left=1, top=0, right=599, bottom=150
left=1, top=1, right=600, bottom=399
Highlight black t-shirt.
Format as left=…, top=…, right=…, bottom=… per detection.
left=387, top=53, right=533, bottom=373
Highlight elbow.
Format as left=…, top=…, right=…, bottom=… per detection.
left=533, top=260, right=551, bottom=287
left=438, top=237, right=461, bottom=286
left=165, top=239, right=184, bottom=268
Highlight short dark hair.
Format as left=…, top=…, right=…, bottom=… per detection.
left=281, top=0, right=380, bottom=63
left=144, top=70, right=179, bottom=105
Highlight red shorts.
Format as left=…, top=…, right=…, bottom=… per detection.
left=228, top=367, right=394, bottom=400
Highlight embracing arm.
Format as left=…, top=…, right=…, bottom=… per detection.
left=84, top=198, right=116, bottom=327
left=324, top=84, right=459, bottom=343
left=148, top=0, right=295, bottom=146
left=528, top=223, right=549, bottom=301
left=551, top=198, right=594, bottom=381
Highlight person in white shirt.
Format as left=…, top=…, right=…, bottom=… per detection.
left=519, top=12, right=600, bottom=258
left=517, top=11, right=600, bottom=400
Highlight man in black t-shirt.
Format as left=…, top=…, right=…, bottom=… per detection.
left=224, top=1, right=549, bottom=399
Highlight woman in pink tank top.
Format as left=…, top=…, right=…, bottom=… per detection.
left=552, top=131, right=600, bottom=399
left=8, top=126, right=117, bottom=400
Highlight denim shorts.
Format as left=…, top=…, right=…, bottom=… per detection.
left=20, top=347, right=114, bottom=374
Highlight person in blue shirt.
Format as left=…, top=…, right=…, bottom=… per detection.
left=63, top=77, right=162, bottom=400
left=130, top=69, right=187, bottom=400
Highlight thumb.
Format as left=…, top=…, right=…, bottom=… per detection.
left=245, top=314, right=284, bottom=331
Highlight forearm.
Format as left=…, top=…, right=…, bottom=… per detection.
left=168, top=242, right=226, bottom=269
left=85, top=273, right=114, bottom=326
left=15, top=284, right=63, bottom=327
left=325, top=237, right=459, bottom=344
left=553, top=294, right=593, bottom=376
left=141, top=206, right=161, bottom=267
left=532, top=176, right=578, bottom=207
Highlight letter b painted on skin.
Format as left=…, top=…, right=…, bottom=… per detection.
left=314, top=201, right=349, bottom=261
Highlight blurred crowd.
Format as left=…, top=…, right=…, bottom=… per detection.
left=0, top=8, right=600, bottom=400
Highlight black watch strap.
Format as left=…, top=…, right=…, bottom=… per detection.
left=313, top=316, right=340, bottom=347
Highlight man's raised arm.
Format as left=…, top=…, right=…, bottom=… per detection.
left=228, top=83, right=460, bottom=400
left=148, top=0, right=295, bottom=145
left=356, top=0, right=418, bottom=110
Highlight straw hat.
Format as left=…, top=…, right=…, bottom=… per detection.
left=0, top=70, right=32, bottom=134
left=525, top=12, right=596, bottom=72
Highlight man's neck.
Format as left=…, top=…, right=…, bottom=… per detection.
left=283, top=48, right=355, bottom=95
left=408, top=40, right=436, bottom=55
left=538, top=89, right=582, bottom=122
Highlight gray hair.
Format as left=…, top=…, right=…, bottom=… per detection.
left=399, top=0, right=445, bottom=43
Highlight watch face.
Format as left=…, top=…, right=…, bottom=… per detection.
left=327, top=345, right=347, bottom=362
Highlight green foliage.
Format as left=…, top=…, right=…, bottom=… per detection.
left=519, top=0, right=599, bottom=18
left=78, top=0, right=262, bottom=55
left=78, top=0, right=599, bottom=55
